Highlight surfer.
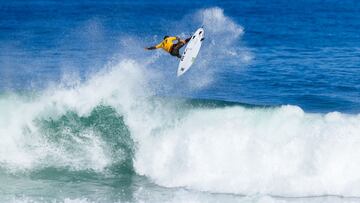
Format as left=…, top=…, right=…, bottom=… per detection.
left=145, top=36, right=191, bottom=58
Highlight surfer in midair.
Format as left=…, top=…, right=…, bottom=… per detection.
left=145, top=36, right=191, bottom=58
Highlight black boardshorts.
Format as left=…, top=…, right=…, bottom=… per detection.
left=169, top=37, right=191, bottom=58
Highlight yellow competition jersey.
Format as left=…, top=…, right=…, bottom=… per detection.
left=155, top=37, right=177, bottom=52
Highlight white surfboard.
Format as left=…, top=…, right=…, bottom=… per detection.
left=177, top=27, right=205, bottom=76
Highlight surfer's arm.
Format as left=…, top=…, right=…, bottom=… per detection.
left=145, top=42, right=162, bottom=50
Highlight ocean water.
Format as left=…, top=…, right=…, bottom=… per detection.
left=1, top=0, right=360, bottom=202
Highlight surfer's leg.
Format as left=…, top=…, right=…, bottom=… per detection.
left=179, top=37, right=191, bottom=44
left=170, top=37, right=192, bottom=58
left=170, top=48, right=181, bottom=58
left=173, top=41, right=185, bottom=51
left=170, top=43, right=184, bottom=58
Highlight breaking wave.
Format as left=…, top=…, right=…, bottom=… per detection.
left=1, top=7, right=360, bottom=199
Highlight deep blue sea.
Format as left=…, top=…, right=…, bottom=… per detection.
left=1, top=0, right=360, bottom=202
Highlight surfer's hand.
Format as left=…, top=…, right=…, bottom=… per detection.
left=145, top=47, right=156, bottom=50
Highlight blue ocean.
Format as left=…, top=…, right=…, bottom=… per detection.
left=1, top=0, right=360, bottom=202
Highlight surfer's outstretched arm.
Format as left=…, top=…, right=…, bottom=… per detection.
left=145, top=42, right=163, bottom=50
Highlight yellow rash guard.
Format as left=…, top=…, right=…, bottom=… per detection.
left=155, top=37, right=178, bottom=52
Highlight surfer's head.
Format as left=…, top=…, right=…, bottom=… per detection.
left=163, top=35, right=169, bottom=40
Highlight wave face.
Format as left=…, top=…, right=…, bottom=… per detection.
left=0, top=61, right=140, bottom=174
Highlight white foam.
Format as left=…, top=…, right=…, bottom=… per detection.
left=199, top=7, right=244, bottom=38
left=133, top=105, right=360, bottom=196
left=158, top=7, right=251, bottom=91
left=181, top=7, right=252, bottom=89
left=7, top=197, right=95, bottom=203
left=2, top=42, right=360, bottom=197
left=0, top=59, right=149, bottom=172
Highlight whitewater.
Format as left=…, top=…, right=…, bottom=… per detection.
left=1, top=5, right=360, bottom=203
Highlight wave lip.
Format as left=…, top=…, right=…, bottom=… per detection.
left=0, top=59, right=144, bottom=173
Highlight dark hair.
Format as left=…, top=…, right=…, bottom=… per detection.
left=163, top=35, right=169, bottom=40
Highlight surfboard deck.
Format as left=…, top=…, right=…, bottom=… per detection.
left=177, top=27, right=205, bottom=77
